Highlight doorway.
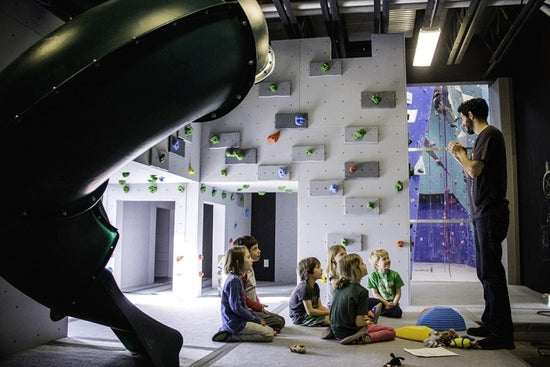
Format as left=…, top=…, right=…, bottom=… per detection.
left=116, top=201, right=175, bottom=291
left=201, top=203, right=226, bottom=294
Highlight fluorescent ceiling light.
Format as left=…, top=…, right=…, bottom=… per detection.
left=413, top=28, right=441, bottom=67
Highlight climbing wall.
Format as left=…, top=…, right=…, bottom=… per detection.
left=201, top=35, right=411, bottom=305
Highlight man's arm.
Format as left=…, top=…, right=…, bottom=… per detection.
left=447, top=141, right=484, bottom=178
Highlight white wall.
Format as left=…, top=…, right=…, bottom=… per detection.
left=0, top=0, right=67, bottom=355
left=201, top=35, right=411, bottom=305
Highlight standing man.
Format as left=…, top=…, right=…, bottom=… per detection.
left=447, top=98, right=514, bottom=350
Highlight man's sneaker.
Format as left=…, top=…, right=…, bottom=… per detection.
left=211, top=330, right=232, bottom=342
left=321, top=327, right=334, bottom=339
left=466, top=326, right=489, bottom=337
left=370, top=303, right=383, bottom=324
left=340, top=327, right=370, bottom=345
left=477, top=335, right=515, bottom=350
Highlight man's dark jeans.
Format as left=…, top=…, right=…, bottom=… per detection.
left=472, top=214, right=514, bottom=339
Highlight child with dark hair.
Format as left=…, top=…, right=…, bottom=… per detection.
left=288, top=257, right=329, bottom=326
left=212, top=246, right=274, bottom=342
left=329, top=254, right=395, bottom=345
left=231, top=235, right=285, bottom=332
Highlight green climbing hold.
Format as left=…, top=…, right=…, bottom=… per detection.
left=353, top=128, right=366, bottom=140
left=269, top=83, right=277, bottom=92
left=200, top=185, right=207, bottom=193
left=371, top=93, right=382, bottom=105
left=177, top=185, right=185, bottom=193
left=159, top=153, right=166, bottom=163
left=395, top=180, right=404, bottom=192
left=122, top=172, right=130, bottom=178
left=320, top=62, right=330, bottom=72
left=366, top=201, right=375, bottom=210
left=184, top=125, right=193, bottom=136
left=118, top=180, right=126, bottom=185
left=123, top=185, right=130, bottom=193
left=148, top=186, right=157, bottom=193
left=341, top=238, right=348, bottom=246
left=210, top=135, right=220, bottom=144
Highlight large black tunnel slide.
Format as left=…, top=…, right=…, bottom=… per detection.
left=0, top=0, right=273, bottom=365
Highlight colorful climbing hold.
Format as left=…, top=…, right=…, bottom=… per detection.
left=395, top=180, right=404, bottom=192
left=267, top=130, right=281, bottom=143
left=353, top=128, right=366, bottom=140
left=210, top=135, right=220, bottom=144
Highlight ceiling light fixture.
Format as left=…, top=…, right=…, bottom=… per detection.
left=413, top=28, right=441, bottom=67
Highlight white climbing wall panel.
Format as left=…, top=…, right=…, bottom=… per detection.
left=201, top=35, right=410, bottom=306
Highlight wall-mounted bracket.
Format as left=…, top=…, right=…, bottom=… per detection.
left=258, top=165, right=291, bottom=180
left=225, top=148, right=256, bottom=164
left=178, top=124, right=194, bottom=143
left=344, top=127, right=378, bottom=144
left=292, top=145, right=325, bottom=162
left=169, top=135, right=185, bottom=157
left=309, top=180, right=343, bottom=196
left=209, top=132, right=240, bottom=149
left=361, top=91, right=396, bottom=108
left=275, top=113, right=308, bottom=129
left=150, top=147, right=169, bottom=170
left=258, top=81, right=291, bottom=97
left=345, top=161, right=379, bottom=179
left=345, top=197, right=380, bottom=215
left=309, top=60, right=343, bottom=77
left=327, top=233, right=362, bottom=251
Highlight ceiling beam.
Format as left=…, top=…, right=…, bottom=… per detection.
left=272, top=0, right=302, bottom=38
left=447, top=0, right=486, bottom=64
left=486, top=0, right=545, bottom=74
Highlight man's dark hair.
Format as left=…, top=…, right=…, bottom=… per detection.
left=458, top=98, right=488, bottom=120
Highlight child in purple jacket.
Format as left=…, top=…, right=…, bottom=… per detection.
left=212, top=246, right=274, bottom=342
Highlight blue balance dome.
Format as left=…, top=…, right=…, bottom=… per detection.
left=416, top=306, right=466, bottom=331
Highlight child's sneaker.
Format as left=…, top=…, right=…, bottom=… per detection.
left=366, top=302, right=383, bottom=324
left=321, top=327, right=334, bottom=339
left=211, top=330, right=232, bottom=342
left=340, top=327, right=370, bottom=345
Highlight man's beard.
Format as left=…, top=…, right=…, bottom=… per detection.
left=464, top=117, right=475, bottom=135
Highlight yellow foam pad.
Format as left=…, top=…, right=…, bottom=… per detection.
left=395, top=325, right=434, bottom=341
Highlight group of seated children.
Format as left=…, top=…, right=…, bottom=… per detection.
left=212, top=236, right=403, bottom=346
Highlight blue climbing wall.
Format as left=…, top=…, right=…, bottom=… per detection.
left=407, top=85, right=489, bottom=269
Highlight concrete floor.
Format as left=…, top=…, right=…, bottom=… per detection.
left=1, top=274, right=549, bottom=366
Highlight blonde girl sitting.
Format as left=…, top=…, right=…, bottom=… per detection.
left=325, top=244, right=347, bottom=308
left=329, top=254, right=395, bottom=345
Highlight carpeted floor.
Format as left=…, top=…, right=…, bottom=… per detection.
left=1, top=282, right=549, bottom=367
